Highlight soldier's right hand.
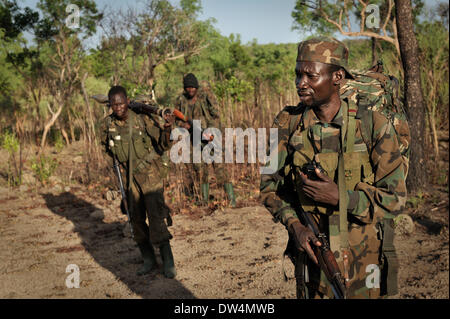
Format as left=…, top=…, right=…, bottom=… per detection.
left=288, top=219, right=321, bottom=265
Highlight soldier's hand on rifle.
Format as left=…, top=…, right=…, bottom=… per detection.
left=289, top=219, right=321, bottom=265
left=299, top=168, right=339, bottom=206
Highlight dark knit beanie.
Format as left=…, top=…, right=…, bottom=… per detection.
left=183, top=73, right=199, bottom=89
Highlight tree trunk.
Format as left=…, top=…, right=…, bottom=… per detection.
left=81, top=73, right=98, bottom=147
left=61, top=126, right=70, bottom=146
left=40, top=99, right=63, bottom=152
left=395, top=0, right=427, bottom=193
left=371, top=37, right=378, bottom=65
left=62, top=116, right=72, bottom=145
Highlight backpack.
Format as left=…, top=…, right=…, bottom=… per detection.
left=341, top=61, right=411, bottom=177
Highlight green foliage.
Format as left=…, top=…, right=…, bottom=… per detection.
left=437, top=169, right=448, bottom=186
left=35, top=0, right=102, bottom=41
left=0, top=0, right=39, bottom=40
left=215, top=76, right=252, bottom=102
left=1, top=130, right=21, bottom=186
left=31, top=155, right=58, bottom=183
left=291, top=1, right=337, bottom=34
left=1, top=129, right=19, bottom=153
left=417, top=18, right=449, bottom=129
left=405, top=191, right=426, bottom=209
left=53, top=132, right=64, bottom=153
left=291, top=0, right=425, bottom=36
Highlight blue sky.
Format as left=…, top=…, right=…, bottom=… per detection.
left=21, top=0, right=443, bottom=47
left=90, top=0, right=301, bottom=45
left=197, top=0, right=300, bottom=44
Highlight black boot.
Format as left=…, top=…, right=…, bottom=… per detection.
left=159, top=241, right=176, bottom=279
left=136, top=242, right=157, bottom=276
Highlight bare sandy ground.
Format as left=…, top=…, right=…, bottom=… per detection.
left=0, top=183, right=448, bottom=299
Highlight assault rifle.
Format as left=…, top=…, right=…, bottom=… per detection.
left=90, top=94, right=173, bottom=118
left=91, top=94, right=220, bottom=149
left=297, top=205, right=347, bottom=299
left=112, top=155, right=134, bottom=239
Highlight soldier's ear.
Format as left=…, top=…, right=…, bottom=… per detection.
left=333, top=69, right=345, bottom=86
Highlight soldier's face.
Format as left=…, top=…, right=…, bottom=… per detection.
left=295, top=61, right=340, bottom=107
left=185, top=87, right=197, bottom=99
left=110, top=93, right=129, bottom=120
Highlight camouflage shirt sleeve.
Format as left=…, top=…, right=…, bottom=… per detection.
left=174, top=94, right=188, bottom=128
left=142, top=114, right=172, bottom=153
left=346, top=110, right=407, bottom=222
left=174, top=95, right=183, bottom=113
left=260, top=108, right=301, bottom=227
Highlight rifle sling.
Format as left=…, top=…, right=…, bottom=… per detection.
left=127, top=111, right=133, bottom=213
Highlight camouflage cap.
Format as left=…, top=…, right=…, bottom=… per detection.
left=297, top=36, right=354, bottom=79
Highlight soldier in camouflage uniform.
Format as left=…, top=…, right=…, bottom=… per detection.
left=175, top=73, right=237, bottom=207
left=101, top=86, right=177, bottom=278
left=260, top=37, right=407, bottom=299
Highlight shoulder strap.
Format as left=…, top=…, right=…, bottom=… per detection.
left=288, top=105, right=305, bottom=137
left=338, top=100, right=351, bottom=283
left=346, top=98, right=358, bottom=153
left=357, top=105, right=374, bottom=153
left=127, top=111, right=134, bottom=195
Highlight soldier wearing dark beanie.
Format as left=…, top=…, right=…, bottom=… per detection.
left=175, top=73, right=237, bottom=208
left=183, top=73, right=199, bottom=89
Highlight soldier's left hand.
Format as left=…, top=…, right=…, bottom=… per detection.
left=299, top=168, right=339, bottom=206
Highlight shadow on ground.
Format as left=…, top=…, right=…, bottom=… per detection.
left=412, top=215, right=447, bottom=235
left=43, top=191, right=195, bottom=299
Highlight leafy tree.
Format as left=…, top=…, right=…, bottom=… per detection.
left=98, top=0, right=210, bottom=98
left=291, top=0, right=424, bottom=57
left=32, top=0, right=102, bottom=149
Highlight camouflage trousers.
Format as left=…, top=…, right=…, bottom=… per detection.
left=128, top=169, right=172, bottom=246
left=293, top=249, right=385, bottom=299
left=289, top=226, right=387, bottom=300
left=183, top=161, right=229, bottom=190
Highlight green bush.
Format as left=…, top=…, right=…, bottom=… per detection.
left=1, top=130, right=19, bottom=154
left=1, top=130, right=21, bottom=186
left=31, top=156, right=58, bottom=183
left=54, top=133, right=65, bottom=153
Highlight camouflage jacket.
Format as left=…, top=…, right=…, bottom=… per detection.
left=260, top=93, right=407, bottom=298
left=174, top=85, right=221, bottom=130
left=100, top=110, right=171, bottom=186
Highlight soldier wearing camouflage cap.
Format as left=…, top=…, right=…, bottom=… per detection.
left=260, top=37, right=407, bottom=298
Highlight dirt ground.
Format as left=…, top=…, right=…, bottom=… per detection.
left=0, top=180, right=448, bottom=299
